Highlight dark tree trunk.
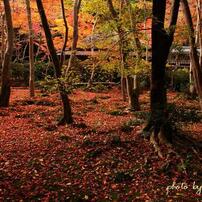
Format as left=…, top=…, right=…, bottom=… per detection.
left=36, top=0, right=73, bottom=124
left=0, top=0, right=14, bottom=107
left=143, top=0, right=180, bottom=147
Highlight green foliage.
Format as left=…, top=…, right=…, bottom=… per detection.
left=87, top=83, right=109, bottom=92
left=171, top=68, right=189, bottom=92
left=110, top=134, right=122, bottom=146
left=38, top=76, right=58, bottom=93
left=10, top=62, right=55, bottom=86
left=133, top=111, right=150, bottom=120
left=177, top=153, right=192, bottom=172
left=121, top=118, right=144, bottom=132
left=108, top=109, right=126, bottom=116
left=168, top=104, right=202, bottom=123
left=35, top=61, right=54, bottom=81
left=11, top=63, right=29, bottom=84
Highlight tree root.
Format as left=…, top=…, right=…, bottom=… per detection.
left=142, top=120, right=174, bottom=159
left=150, top=131, right=164, bottom=158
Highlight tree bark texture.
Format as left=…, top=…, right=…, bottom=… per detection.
left=143, top=0, right=180, bottom=143
left=181, top=0, right=202, bottom=109
left=0, top=0, right=14, bottom=107
left=25, top=0, right=35, bottom=97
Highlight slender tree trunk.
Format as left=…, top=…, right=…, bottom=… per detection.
left=107, top=0, right=127, bottom=101
left=0, top=0, right=14, bottom=107
left=126, top=75, right=140, bottom=111
left=196, top=0, right=202, bottom=67
left=181, top=0, right=202, bottom=109
left=87, top=16, right=98, bottom=88
left=124, top=0, right=142, bottom=58
left=0, top=13, right=5, bottom=67
left=124, top=0, right=141, bottom=110
left=189, top=62, right=196, bottom=95
left=60, top=0, right=69, bottom=67
left=36, top=0, right=73, bottom=124
left=144, top=0, right=149, bottom=61
left=25, top=0, right=35, bottom=97
left=66, top=0, right=81, bottom=76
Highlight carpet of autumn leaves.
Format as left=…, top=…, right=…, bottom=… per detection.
left=0, top=87, right=201, bottom=201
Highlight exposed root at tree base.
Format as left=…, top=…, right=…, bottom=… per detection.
left=142, top=121, right=202, bottom=160
left=150, top=132, right=164, bottom=158
left=142, top=121, right=175, bottom=159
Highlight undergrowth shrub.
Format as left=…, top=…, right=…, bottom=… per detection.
left=168, top=104, right=202, bottom=123
left=121, top=119, right=144, bottom=132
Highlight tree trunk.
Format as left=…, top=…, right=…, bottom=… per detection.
left=66, top=0, right=81, bottom=76
left=124, top=0, right=142, bottom=58
left=0, top=14, right=5, bottom=67
left=36, top=0, right=73, bottom=124
left=143, top=0, right=180, bottom=147
left=25, top=0, right=35, bottom=97
left=126, top=75, right=140, bottom=111
left=195, top=0, right=202, bottom=67
left=189, top=62, right=196, bottom=96
left=124, top=0, right=141, bottom=110
left=0, top=0, right=14, bottom=107
left=107, top=0, right=127, bottom=101
left=87, top=16, right=98, bottom=88
left=60, top=0, right=69, bottom=67
left=181, top=0, right=202, bottom=109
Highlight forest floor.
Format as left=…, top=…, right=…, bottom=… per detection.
left=0, top=86, right=201, bottom=201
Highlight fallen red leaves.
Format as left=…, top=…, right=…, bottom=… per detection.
left=0, top=87, right=201, bottom=201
